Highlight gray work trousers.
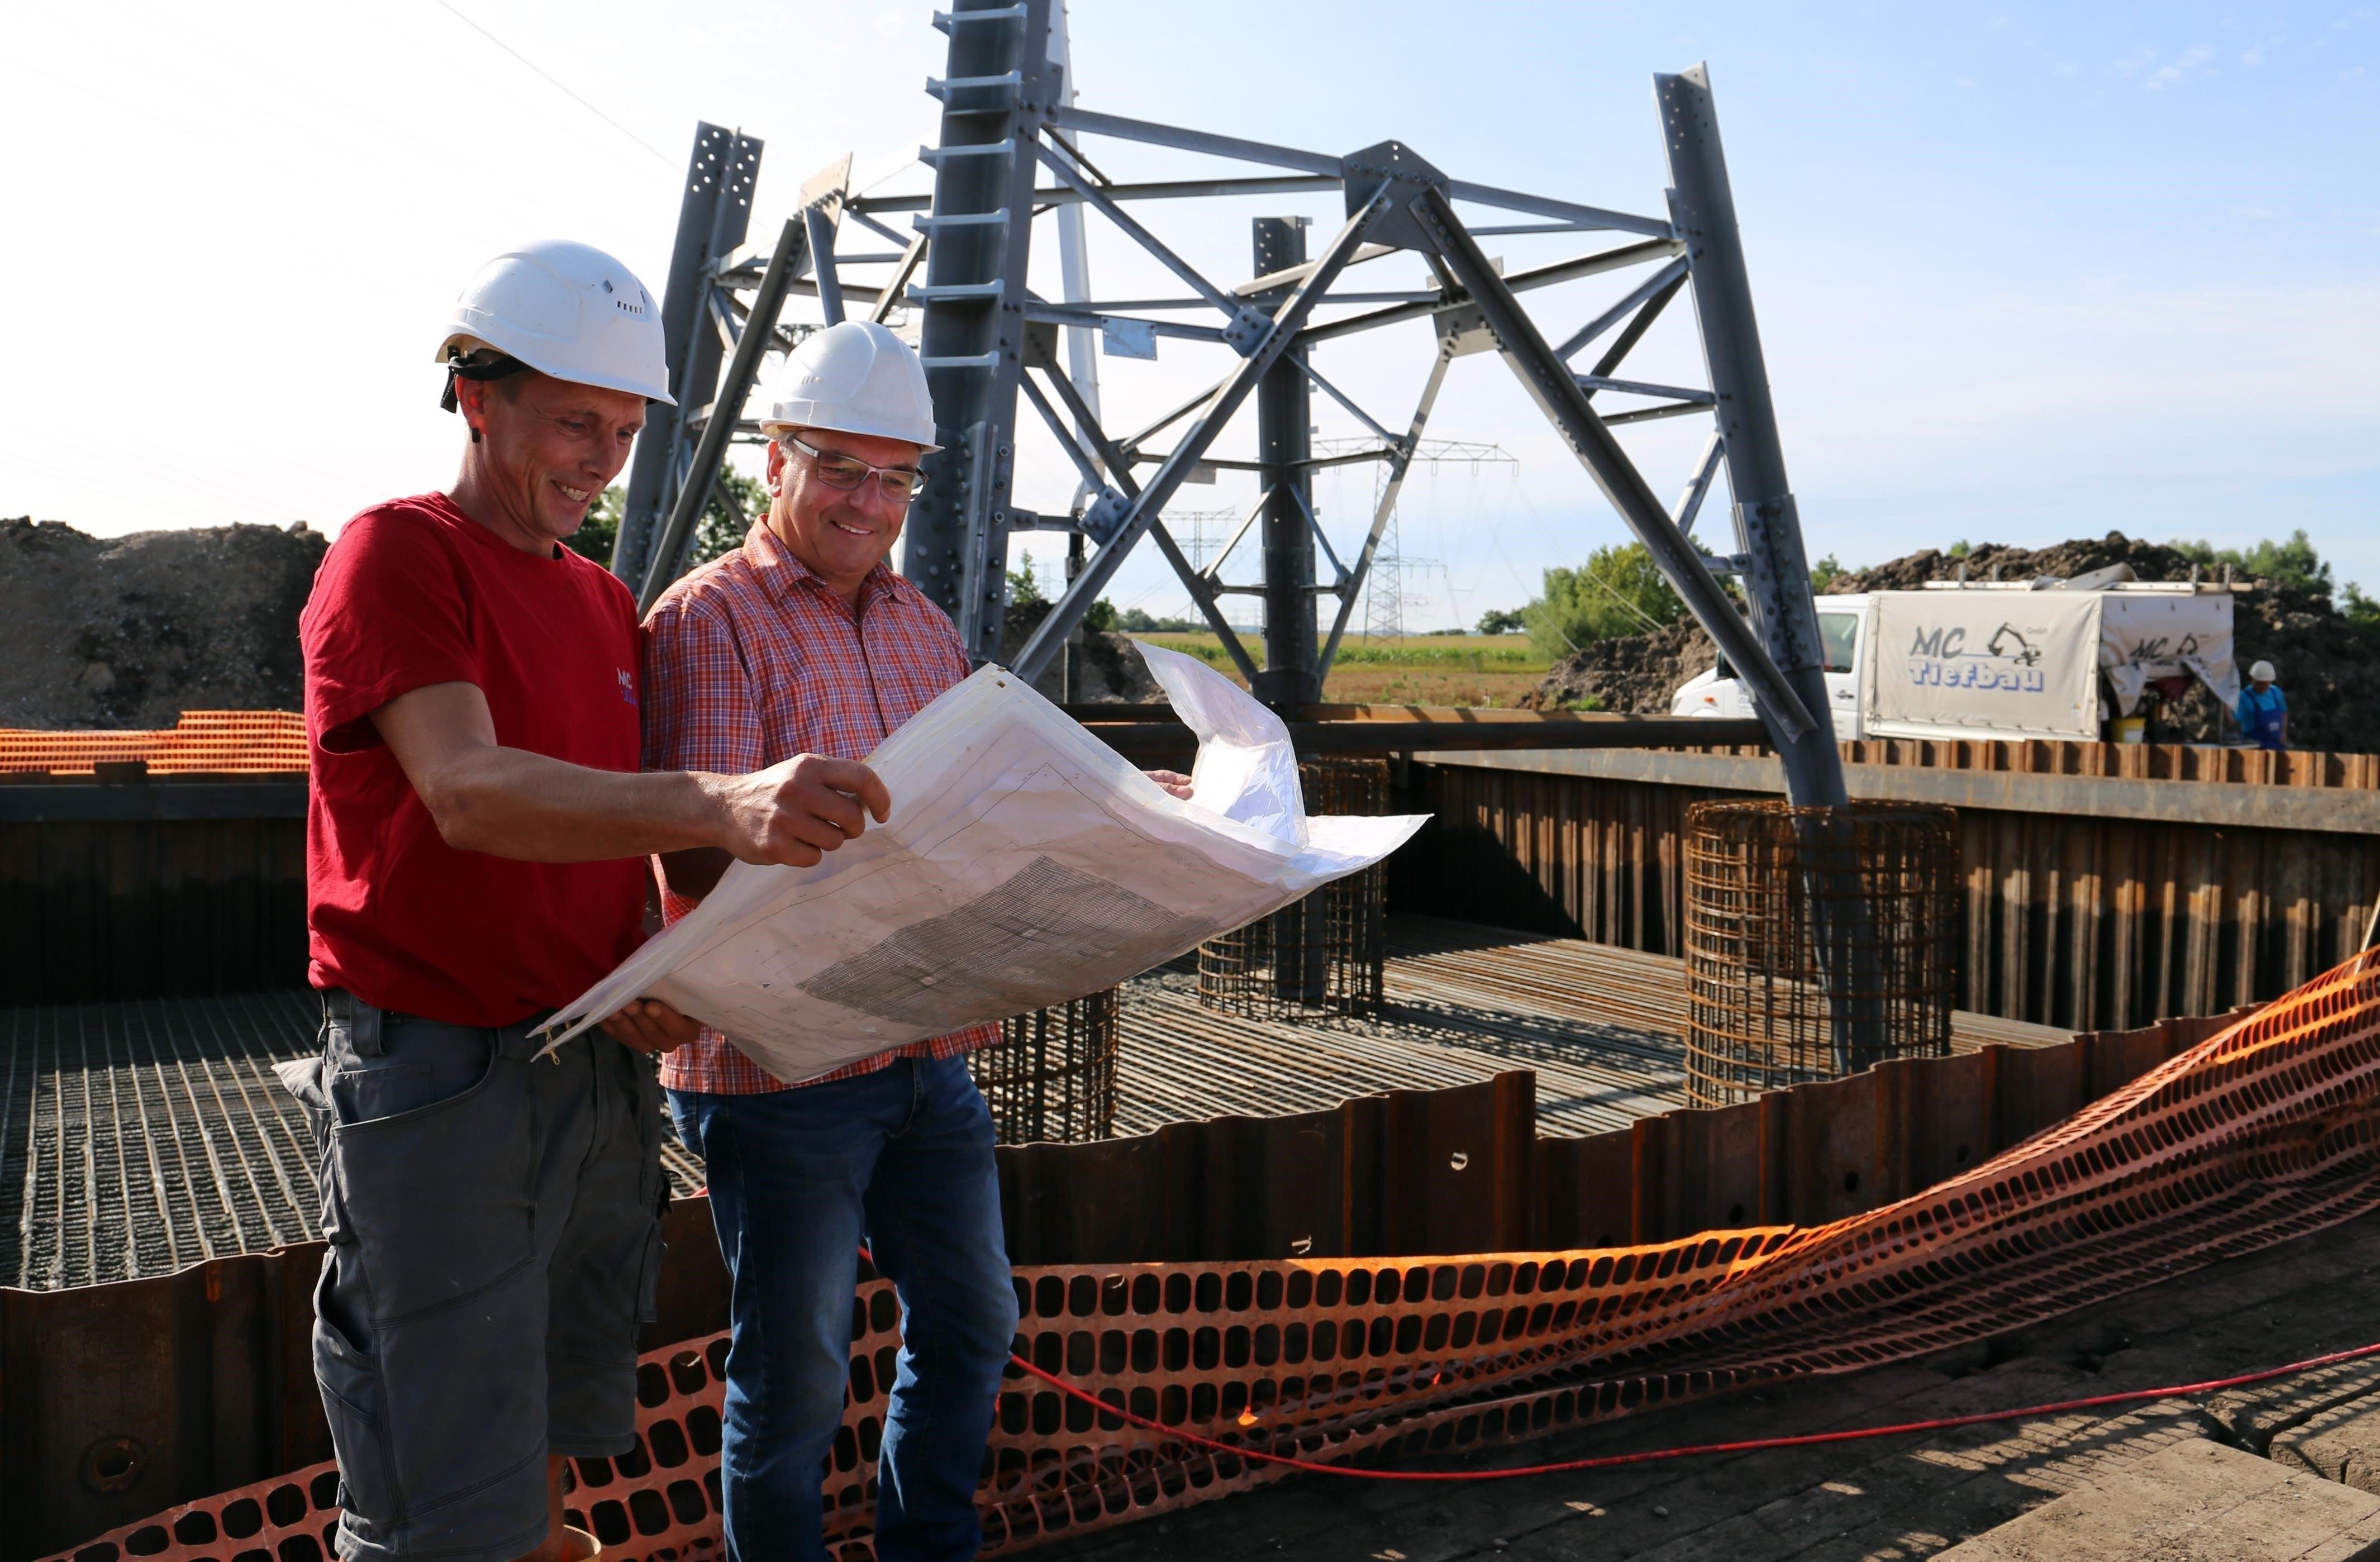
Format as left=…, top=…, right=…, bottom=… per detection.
left=287, top=992, right=666, bottom=1562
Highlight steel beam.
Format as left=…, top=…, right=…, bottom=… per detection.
left=1047, top=104, right=1672, bottom=236
left=853, top=173, right=1343, bottom=213
left=1554, top=256, right=1689, bottom=360
left=1010, top=194, right=1389, bottom=683
left=1317, top=342, right=1451, bottom=681
left=1657, top=64, right=1846, bottom=807
left=636, top=213, right=809, bottom=613
left=1297, top=237, right=1681, bottom=346
left=1254, top=216, right=1317, bottom=711
left=805, top=205, right=845, bottom=325
left=617, top=123, right=761, bottom=588
left=1030, top=360, right=1264, bottom=682
left=1404, top=184, right=1819, bottom=747
left=902, top=0, right=1057, bottom=661
left=1077, top=714, right=1769, bottom=764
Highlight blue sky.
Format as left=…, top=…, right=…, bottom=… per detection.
left=2, top=2, right=2372, bottom=626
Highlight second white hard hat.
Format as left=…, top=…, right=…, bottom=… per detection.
left=2250, top=659, right=2278, bottom=682
left=759, top=321, right=939, bottom=451
left=435, top=240, right=674, bottom=404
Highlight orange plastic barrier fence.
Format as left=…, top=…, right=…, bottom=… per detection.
left=0, top=711, right=308, bottom=775
left=50, top=946, right=2380, bottom=1562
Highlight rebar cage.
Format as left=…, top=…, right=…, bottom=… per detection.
left=1198, top=758, right=1390, bottom=1021
left=970, top=987, right=1121, bottom=1144
left=1684, top=799, right=1962, bottom=1108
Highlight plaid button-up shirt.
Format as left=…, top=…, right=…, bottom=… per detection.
left=639, top=522, right=1000, bottom=1095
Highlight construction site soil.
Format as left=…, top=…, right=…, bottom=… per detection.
left=1527, top=532, right=2380, bottom=751
left=0, top=520, right=1158, bottom=734
left=1, top=517, right=325, bottom=730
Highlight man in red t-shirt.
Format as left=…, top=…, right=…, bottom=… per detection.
left=294, top=241, right=892, bottom=1562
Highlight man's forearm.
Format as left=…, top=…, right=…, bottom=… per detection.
left=370, top=682, right=889, bottom=869
left=422, top=745, right=730, bottom=862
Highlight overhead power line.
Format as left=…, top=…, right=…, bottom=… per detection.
left=430, top=0, right=671, bottom=165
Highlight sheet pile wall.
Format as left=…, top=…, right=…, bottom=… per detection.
left=44, top=948, right=2380, bottom=1561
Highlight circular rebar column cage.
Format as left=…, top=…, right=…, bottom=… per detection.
left=1683, top=799, right=1962, bottom=1109
left=1197, top=757, right=1390, bottom=1021
left=969, top=987, right=1121, bottom=1144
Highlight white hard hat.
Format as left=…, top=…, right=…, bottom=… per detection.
left=2250, top=659, right=2277, bottom=682
left=758, top=320, right=939, bottom=451
left=434, top=240, right=674, bottom=405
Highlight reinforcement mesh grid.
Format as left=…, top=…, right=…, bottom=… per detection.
left=52, top=946, right=2380, bottom=1562
left=1684, top=799, right=1962, bottom=1107
left=971, top=987, right=1121, bottom=1145
left=1197, top=758, right=1389, bottom=1021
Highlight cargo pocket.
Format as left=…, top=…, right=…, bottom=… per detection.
left=329, top=1034, right=534, bottom=1325
left=313, top=1270, right=399, bottom=1523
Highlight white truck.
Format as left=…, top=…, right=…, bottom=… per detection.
left=1670, top=570, right=2244, bottom=742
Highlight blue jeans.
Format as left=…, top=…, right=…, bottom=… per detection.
left=668, top=1057, right=1018, bottom=1562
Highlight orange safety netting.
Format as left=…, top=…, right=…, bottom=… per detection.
left=0, top=711, right=308, bottom=775
left=51, top=946, right=2380, bottom=1562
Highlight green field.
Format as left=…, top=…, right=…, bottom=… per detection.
left=1132, top=632, right=1553, bottom=707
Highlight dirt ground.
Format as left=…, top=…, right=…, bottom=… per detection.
left=1, top=517, right=326, bottom=730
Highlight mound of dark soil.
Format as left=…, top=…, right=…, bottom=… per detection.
left=1524, top=618, right=1717, bottom=717
left=1527, top=531, right=2380, bottom=750
left=999, top=601, right=1161, bottom=704
left=1, top=517, right=327, bottom=730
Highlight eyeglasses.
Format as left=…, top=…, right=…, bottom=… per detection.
left=783, top=434, right=927, bottom=501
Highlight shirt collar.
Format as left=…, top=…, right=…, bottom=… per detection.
left=741, top=522, right=912, bottom=616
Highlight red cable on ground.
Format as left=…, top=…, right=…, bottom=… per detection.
left=1002, top=1337, right=2380, bottom=1482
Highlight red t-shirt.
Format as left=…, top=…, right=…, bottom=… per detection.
left=300, top=492, right=647, bottom=1026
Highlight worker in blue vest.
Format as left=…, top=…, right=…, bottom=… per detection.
left=2236, top=659, right=2289, bottom=750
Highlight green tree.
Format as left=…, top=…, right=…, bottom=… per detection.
left=688, top=466, right=768, bottom=568
left=1521, top=542, right=1684, bottom=659
left=567, top=487, right=622, bottom=566
left=1116, top=607, right=1198, bottom=632
left=1808, top=554, right=1849, bottom=594
left=564, top=468, right=769, bottom=572
left=2170, top=529, right=2334, bottom=598
left=1475, top=607, right=1526, bottom=635
left=1007, top=548, right=1046, bottom=607
left=2341, top=582, right=2380, bottom=642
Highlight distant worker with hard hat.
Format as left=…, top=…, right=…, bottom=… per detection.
left=2238, top=659, right=2289, bottom=751
left=642, top=320, right=1186, bottom=1561
left=294, top=243, right=893, bottom=1562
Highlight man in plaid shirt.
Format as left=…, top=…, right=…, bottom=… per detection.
left=642, top=323, right=1179, bottom=1561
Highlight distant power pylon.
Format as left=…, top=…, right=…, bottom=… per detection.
left=1311, top=437, right=1512, bottom=637
left=1164, top=508, right=1242, bottom=575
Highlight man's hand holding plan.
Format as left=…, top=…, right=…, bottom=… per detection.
left=538, top=642, right=1427, bottom=1081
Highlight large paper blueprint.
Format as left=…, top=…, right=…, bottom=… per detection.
left=536, top=642, right=1427, bottom=1081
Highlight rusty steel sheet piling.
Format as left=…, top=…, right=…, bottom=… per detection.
left=1401, top=754, right=2380, bottom=1034
left=3, top=1001, right=2256, bottom=1557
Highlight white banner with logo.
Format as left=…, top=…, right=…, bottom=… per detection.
left=1865, top=592, right=2102, bottom=740
left=2099, top=593, right=2239, bottom=716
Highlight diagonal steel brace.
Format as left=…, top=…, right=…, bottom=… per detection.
left=1406, top=184, right=1817, bottom=741
left=1011, top=192, right=1392, bottom=684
